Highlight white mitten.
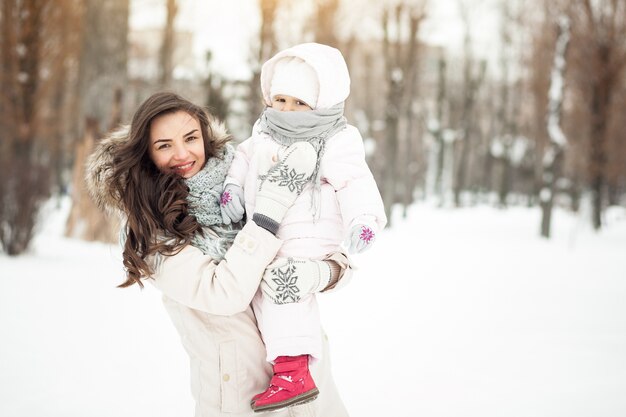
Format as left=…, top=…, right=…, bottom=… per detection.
left=220, top=183, right=245, bottom=225
left=252, top=142, right=317, bottom=234
left=261, top=257, right=332, bottom=304
left=345, top=224, right=376, bottom=254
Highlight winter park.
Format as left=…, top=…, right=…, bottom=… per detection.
left=1, top=1, right=626, bottom=417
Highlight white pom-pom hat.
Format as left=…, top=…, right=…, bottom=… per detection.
left=269, top=57, right=319, bottom=108
left=261, top=42, right=351, bottom=110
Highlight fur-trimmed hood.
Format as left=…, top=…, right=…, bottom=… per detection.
left=84, top=118, right=231, bottom=215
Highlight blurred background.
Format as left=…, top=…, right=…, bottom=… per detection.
left=1, top=2, right=626, bottom=416
left=1, top=0, right=626, bottom=253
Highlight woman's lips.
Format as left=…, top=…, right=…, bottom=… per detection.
left=171, top=161, right=195, bottom=175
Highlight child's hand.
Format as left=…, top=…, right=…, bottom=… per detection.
left=252, top=142, right=316, bottom=234
left=345, top=224, right=376, bottom=254
left=220, top=184, right=245, bottom=225
left=261, top=257, right=332, bottom=304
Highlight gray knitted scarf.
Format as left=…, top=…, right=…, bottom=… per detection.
left=258, top=103, right=347, bottom=219
left=184, top=144, right=240, bottom=261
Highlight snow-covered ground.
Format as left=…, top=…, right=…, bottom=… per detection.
left=1, top=199, right=625, bottom=417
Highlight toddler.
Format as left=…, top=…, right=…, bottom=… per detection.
left=220, top=43, right=387, bottom=412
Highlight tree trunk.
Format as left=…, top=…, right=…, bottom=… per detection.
left=76, top=0, right=129, bottom=135
left=453, top=2, right=485, bottom=207
left=589, top=72, right=610, bottom=230
left=67, top=0, right=129, bottom=241
left=249, top=0, right=280, bottom=128
left=382, top=91, right=400, bottom=223
left=540, top=15, right=570, bottom=238
left=401, top=11, right=423, bottom=216
left=453, top=60, right=486, bottom=207
left=65, top=118, right=119, bottom=242
left=0, top=0, right=51, bottom=255
left=572, top=0, right=626, bottom=230
left=314, top=0, right=339, bottom=48
left=498, top=150, right=513, bottom=208
left=380, top=4, right=426, bottom=223
left=159, top=0, right=178, bottom=88
left=433, top=58, right=447, bottom=204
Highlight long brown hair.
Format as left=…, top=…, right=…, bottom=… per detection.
left=110, top=92, right=229, bottom=287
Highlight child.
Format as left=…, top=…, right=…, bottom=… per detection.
left=220, top=43, right=387, bottom=412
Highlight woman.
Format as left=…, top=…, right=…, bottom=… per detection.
left=85, top=92, right=350, bottom=416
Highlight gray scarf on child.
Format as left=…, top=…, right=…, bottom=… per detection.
left=258, top=103, right=347, bottom=219
left=184, top=144, right=240, bottom=261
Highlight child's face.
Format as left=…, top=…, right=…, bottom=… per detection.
left=148, top=110, right=206, bottom=178
left=270, top=95, right=312, bottom=112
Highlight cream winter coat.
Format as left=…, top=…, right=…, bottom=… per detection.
left=85, top=122, right=350, bottom=417
left=150, top=226, right=350, bottom=417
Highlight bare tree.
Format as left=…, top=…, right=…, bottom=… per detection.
left=313, top=0, right=340, bottom=48
left=159, top=0, right=178, bottom=87
left=452, top=0, right=486, bottom=207
left=427, top=56, right=449, bottom=205
left=65, top=117, right=120, bottom=243
left=492, top=0, right=528, bottom=208
left=76, top=0, right=129, bottom=135
left=205, top=51, right=229, bottom=122
left=400, top=6, right=426, bottom=217
left=41, top=0, right=83, bottom=196
left=494, top=0, right=515, bottom=208
left=248, top=0, right=282, bottom=128
left=569, top=0, right=626, bottom=229
left=380, top=1, right=427, bottom=224
left=66, top=0, right=129, bottom=241
left=606, top=84, right=626, bottom=205
left=0, top=0, right=62, bottom=255
left=540, top=14, right=571, bottom=238
left=524, top=0, right=553, bottom=210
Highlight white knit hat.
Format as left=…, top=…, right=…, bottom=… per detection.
left=269, top=57, right=319, bottom=108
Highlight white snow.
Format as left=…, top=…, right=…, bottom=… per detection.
left=539, top=187, right=552, bottom=203
left=1, top=198, right=625, bottom=417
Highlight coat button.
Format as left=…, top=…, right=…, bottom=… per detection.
left=222, top=374, right=230, bottom=382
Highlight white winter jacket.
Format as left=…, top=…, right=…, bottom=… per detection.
left=226, top=43, right=387, bottom=259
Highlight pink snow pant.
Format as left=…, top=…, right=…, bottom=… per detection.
left=252, top=290, right=323, bottom=362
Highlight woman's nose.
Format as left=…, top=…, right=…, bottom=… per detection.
left=173, top=143, right=189, bottom=159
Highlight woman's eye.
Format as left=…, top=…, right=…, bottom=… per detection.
left=186, top=136, right=198, bottom=142
left=157, top=144, right=170, bottom=150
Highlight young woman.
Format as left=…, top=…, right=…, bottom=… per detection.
left=85, top=92, right=350, bottom=416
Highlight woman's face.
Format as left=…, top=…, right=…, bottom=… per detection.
left=148, top=110, right=206, bottom=178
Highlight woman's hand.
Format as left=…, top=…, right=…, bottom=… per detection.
left=252, top=142, right=317, bottom=234
left=260, top=257, right=340, bottom=304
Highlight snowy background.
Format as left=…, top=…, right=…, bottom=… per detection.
left=1, top=198, right=625, bottom=417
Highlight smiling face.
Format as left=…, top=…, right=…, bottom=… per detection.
left=148, top=110, right=206, bottom=178
left=270, top=94, right=313, bottom=112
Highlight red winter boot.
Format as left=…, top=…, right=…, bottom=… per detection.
left=251, top=355, right=319, bottom=412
